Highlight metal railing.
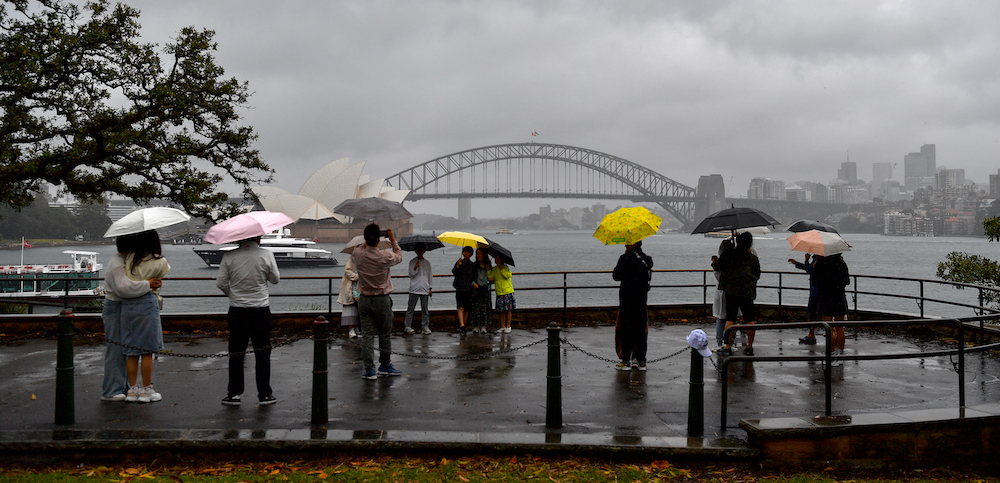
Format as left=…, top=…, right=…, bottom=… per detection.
left=3, top=270, right=1000, bottom=321
left=718, top=314, right=1000, bottom=430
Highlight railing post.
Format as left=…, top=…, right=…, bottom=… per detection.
left=919, top=281, right=925, bottom=318
left=777, top=272, right=783, bottom=307
left=328, top=278, right=334, bottom=321
left=957, top=319, right=965, bottom=409
left=562, top=274, right=568, bottom=325
left=54, top=309, right=75, bottom=425
left=822, top=322, right=832, bottom=416
left=546, top=322, right=562, bottom=429
left=311, top=316, right=329, bottom=424
left=687, top=347, right=704, bottom=436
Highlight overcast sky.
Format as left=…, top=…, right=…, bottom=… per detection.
left=124, top=0, right=1000, bottom=217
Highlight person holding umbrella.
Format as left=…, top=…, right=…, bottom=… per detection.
left=217, top=235, right=281, bottom=406
left=404, top=243, right=433, bottom=335
left=788, top=253, right=822, bottom=344
left=713, top=232, right=761, bottom=356
left=352, top=223, right=403, bottom=379
left=488, top=254, right=515, bottom=334
left=100, top=234, right=162, bottom=401
left=612, top=240, right=654, bottom=371
left=814, top=252, right=851, bottom=357
left=120, top=230, right=170, bottom=403
left=452, top=246, right=477, bottom=335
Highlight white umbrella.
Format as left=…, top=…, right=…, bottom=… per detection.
left=104, top=207, right=191, bottom=237
left=340, top=235, right=391, bottom=254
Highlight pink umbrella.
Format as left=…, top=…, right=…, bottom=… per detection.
left=203, top=211, right=295, bottom=245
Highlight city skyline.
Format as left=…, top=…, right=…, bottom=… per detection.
left=115, top=1, right=1000, bottom=219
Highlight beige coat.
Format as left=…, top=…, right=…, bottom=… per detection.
left=337, top=257, right=359, bottom=305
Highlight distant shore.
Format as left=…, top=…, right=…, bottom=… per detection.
left=0, top=239, right=112, bottom=250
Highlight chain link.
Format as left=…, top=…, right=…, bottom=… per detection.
left=345, top=336, right=547, bottom=361
left=102, top=333, right=308, bottom=358
left=558, top=337, right=689, bottom=365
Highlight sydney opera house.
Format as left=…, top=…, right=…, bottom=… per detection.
left=251, top=158, right=412, bottom=242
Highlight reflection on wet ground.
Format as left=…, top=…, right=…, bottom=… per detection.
left=0, top=324, right=997, bottom=440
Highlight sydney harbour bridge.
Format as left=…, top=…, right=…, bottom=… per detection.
left=385, top=143, right=849, bottom=228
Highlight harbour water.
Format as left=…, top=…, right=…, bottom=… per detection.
left=1, top=231, right=995, bottom=317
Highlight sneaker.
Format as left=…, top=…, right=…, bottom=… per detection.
left=480, top=326, right=487, bottom=334
left=361, top=369, right=377, bottom=380
left=137, top=388, right=150, bottom=403
left=221, top=394, right=241, bottom=406
left=377, top=365, right=402, bottom=376
left=348, top=328, right=358, bottom=339
left=637, top=362, right=647, bottom=371
left=101, top=393, right=127, bottom=402
left=404, top=326, right=415, bottom=335
left=125, top=385, right=141, bottom=403
left=719, top=347, right=733, bottom=356
left=459, top=325, right=467, bottom=335
left=504, top=327, right=512, bottom=334
left=615, top=362, right=631, bottom=371
left=495, top=327, right=505, bottom=334
left=421, top=326, right=432, bottom=335
left=258, top=395, right=277, bottom=406
left=743, top=347, right=754, bottom=356
left=141, top=385, right=161, bottom=403
left=799, top=335, right=817, bottom=345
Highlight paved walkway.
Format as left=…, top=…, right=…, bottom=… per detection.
left=1, top=323, right=998, bottom=458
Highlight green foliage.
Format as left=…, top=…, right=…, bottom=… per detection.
left=0, top=196, right=109, bottom=240
left=937, top=216, right=1000, bottom=309
left=0, top=0, right=272, bottom=221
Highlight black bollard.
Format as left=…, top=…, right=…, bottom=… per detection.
left=54, top=309, right=75, bottom=425
left=311, top=316, right=329, bottom=424
left=687, top=347, right=704, bottom=436
left=545, top=322, right=562, bottom=429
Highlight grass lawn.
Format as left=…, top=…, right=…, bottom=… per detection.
left=1, top=455, right=998, bottom=482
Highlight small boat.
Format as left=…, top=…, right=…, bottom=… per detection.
left=192, top=229, right=338, bottom=268
left=496, top=227, right=515, bottom=235
left=0, top=251, right=103, bottom=297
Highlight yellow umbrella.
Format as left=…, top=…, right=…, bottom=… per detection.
left=593, top=206, right=662, bottom=245
left=437, top=231, right=488, bottom=249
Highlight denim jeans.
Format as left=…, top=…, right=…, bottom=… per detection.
left=403, top=294, right=429, bottom=329
left=101, top=300, right=128, bottom=398
left=359, top=295, right=393, bottom=371
left=715, top=317, right=726, bottom=348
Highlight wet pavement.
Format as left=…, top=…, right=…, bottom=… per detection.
left=1, top=323, right=998, bottom=457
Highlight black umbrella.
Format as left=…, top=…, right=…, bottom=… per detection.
left=333, top=198, right=413, bottom=221
left=786, top=219, right=839, bottom=234
left=397, top=234, right=445, bottom=252
left=482, top=237, right=515, bottom=266
left=690, top=206, right=780, bottom=236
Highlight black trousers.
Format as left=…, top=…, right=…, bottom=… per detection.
left=227, top=306, right=272, bottom=399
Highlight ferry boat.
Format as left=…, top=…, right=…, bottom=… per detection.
left=0, top=251, right=103, bottom=297
left=192, top=229, right=338, bottom=268
left=496, top=227, right=515, bottom=235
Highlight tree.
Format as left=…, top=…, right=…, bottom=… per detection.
left=1, top=0, right=272, bottom=221
left=936, top=216, right=1000, bottom=309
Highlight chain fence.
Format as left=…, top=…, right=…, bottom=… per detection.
left=102, top=333, right=309, bottom=358
left=344, top=336, right=547, bottom=361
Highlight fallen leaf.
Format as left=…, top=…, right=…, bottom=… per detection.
left=125, top=468, right=141, bottom=475
left=458, top=476, right=469, bottom=482
left=651, top=460, right=672, bottom=469
left=30, top=394, right=35, bottom=400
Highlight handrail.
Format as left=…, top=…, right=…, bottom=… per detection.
left=3, top=270, right=1000, bottom=321
left=715, top=315, right=1000, bottom=430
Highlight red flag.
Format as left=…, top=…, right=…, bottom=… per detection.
left=23, top=240, right=31, bottom=248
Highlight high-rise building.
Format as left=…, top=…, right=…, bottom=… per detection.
left=838, top=162, right=857, bottom=184
left=458, top=197, right=471, bottom=224
left=748, top=178, right=784, bottom=200
left=990, top=169, right=1000, bottom=198
left=904, top=144, right=936, bottom=178
left=872, top=162, right=893, bottom=186
left=936, top=169, right=965, bottom=189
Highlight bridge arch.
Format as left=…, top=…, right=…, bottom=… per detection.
left=385, top=143, right=701, bottom=225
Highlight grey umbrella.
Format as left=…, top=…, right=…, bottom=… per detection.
left=786, top=219, right=839, bottom=234
left=333, top=198, right=413, bottom=221
left=397, top=234, right=445, bottom=252
left=690, top=205, right=780, bottom=236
